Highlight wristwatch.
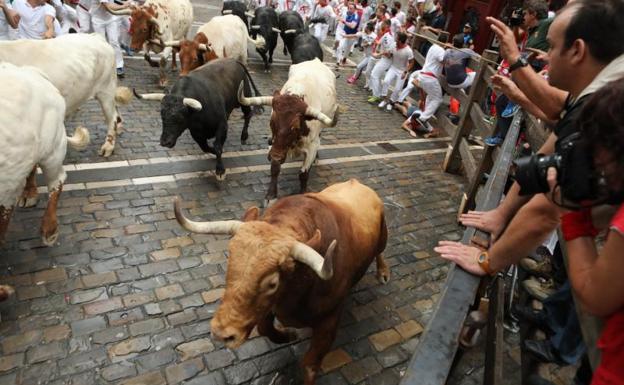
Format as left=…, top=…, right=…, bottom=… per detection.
left=509, top=56, right=529, bottom=72
left=477, top=251, right=496, bottom=276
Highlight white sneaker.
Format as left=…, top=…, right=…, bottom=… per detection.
left=385, top=103, right=393, bottom=112
left=378, top=100, right=387, bottom=108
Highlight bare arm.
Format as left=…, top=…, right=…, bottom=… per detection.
left=0, top=1, right=19, bottom=29
left=102, top=1, right=130, bottom=11
left=43, top=14, right=54, bottom=39
left=491, top=74, right=557, bottom=125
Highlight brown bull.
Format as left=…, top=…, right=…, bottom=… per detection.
left=174, top=179, right=390, bottom=385
left=166, top=33, right=222, bottom=76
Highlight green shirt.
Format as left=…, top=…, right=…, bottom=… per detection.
left=526, top=18, right=552, bottom=51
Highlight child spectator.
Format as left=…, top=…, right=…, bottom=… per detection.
left=347, top=21, right=376, bottom=85
left=378, top=31, right=414, bottom=111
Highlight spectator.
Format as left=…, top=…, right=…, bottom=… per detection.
left=460, top=22, right=474, bottom=49
left=415, top=0, right=436, bottom=25
left=347, top=21, right=376, bottom=85
left=10, top=0, right=55, bottom=39
left=90, top=0, right=129, bottom=77
left=378, top=31, right=414, bottom=111
left=367, top=18, right=394, bottom=104
left=430, top=0, right=445, bottom=30
left=336, top=2, right=358, bottom=66
left=444, top=33, right=477, bottom=90
left=0, top=0, right=18, bottom=40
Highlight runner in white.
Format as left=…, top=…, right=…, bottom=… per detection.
left=11, top=0, right=55, bottom=39
left=378, top=31, right=414, bottom=111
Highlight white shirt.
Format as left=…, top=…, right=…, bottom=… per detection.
left=421, top=43, right=444, bottom=76
left=0, top=2, right=13, bottom=40
left=389, top=16, right=400, bottom=36
left=391, top=45, right=413, bottom=71
left=375, top=31, right=395, bottom=57
left=417, top=0, right=436, bottom=14
left=12, top=0, right=55, bottom=39
left=396, top=10, right=406, bottom=25
left=90, top=0, right=115, bottom=24
left=360, top=30, right=375, bottom=56
left=312, top=3, right=335, bottom=23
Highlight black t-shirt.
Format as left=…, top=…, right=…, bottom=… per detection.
left=554, top=94, right=589, bottom=152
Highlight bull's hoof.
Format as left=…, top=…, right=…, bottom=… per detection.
left=99, top=142, right=115, bottom=157
left=41, top=228, right=59, bottom=247
left=158, top=79, right=168, bottom=88
left=215, top=172, right=227, bottom=182
left=17, top=195, right=38, bottom=208
left=241, top=139, right=248, bottom=145
left=376, top=266, right=390, bottom=284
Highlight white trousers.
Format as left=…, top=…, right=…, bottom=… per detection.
left=355, top=55, right=370, bottom=77
left=118, top=16, right=131, bottom=48
left=382, top=66, right=407, bottom=102
left=337, top=36, right=356, bottom=63
left=398, top=70, right=419, bottom=103
left=370, top=58, right=392, bottom=97
left=93, top=20, right=124, bottom=69
left=448, top=71, right=476, bottom=90
left=417, top=72, right=442, bottom=121
left=313, top=24, right=329, bottom=43
left=77, top=6, right=92, bottom=33
left=364, top=57, right=378, bottom=85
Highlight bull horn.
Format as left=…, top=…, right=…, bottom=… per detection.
left=245, top=11, right=255, bottom=17
left=305, top=107, right=333, bottom=125
left=163, top=40, right=181, bottom=47
left=198, top=43, right=211, bottom=52
left=271, top=27, right=281, bottom=33
left=291, top=239, right=336, bottom=280
left=174, top=197, right=242, bottom=235
left=222, top=9, right=233, bottom=14
left=133, top=88, right=166, bottom=101
left=105, top=7, right=133, bottom=15
left=250, top=25, right=261, bottom=30
left=237, top=82, right=273, bottom=106
left=183, top=98, right=202, bottom=111
left=149, top=16, right=163, bottom=35
left=284, top=29, right=297, bottom=34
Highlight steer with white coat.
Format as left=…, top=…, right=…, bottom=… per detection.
left=239, top=58, right=338, bottom=204
left=0, top=34, right=129, bottom=160
left=108, top=0, right=193, bottom=87
left=0, top=63, right=89, bottom=249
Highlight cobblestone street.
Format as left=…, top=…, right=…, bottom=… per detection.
left=0, top=1, right=470, bottom=384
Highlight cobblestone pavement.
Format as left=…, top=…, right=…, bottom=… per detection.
left=0, top=1, right=471, bottom=384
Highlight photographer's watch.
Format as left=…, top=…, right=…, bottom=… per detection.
left=477, top=251, right=496, bottom=276
left=509, top=56, right=529, bottom=72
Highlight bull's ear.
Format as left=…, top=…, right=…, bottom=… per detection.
left=195, top=32, right=208, bottom=44
left=305, top=229, right=322, bottom=251
left=242, top=206, right=260, bottom=222
left=273, top=90, right=280, bottom=97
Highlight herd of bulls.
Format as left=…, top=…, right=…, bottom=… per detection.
left=0, top=1, right=394, bottom=384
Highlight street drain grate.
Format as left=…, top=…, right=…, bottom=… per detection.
left=377, top=142, right=401, bottom=152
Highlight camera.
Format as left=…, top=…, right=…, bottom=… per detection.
left=512, top=132, right=601, bottom=204
left=508, top=7, right=524, bottom=27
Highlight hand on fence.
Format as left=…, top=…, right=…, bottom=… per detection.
left=434, top=241, right=486, bottom=276
left=486, top=17, right=521, bottom=64
left=459, top=209, right=506, bottom=242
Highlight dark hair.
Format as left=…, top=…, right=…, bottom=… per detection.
left=548, top=0, right=567, bottom=12
left=380, top=3, right=388, bottom=11
left=523, top=0, right=548, bottom=20
left=391, top=7, right=398, bottom=16
left=438, top=33, right=449, bottom=44
left=393, top=1, right=401, bottom=8
left=563, top=0, right=624, bottom=63
left=452, top=33, right=464, bottom=48
left=366, top=21, right=375, bottom=31
left=580, top=77, right=624, bottom=164
left=382, top=19, right=391, bottom=27
left=397, top=31, right=407, bottom=44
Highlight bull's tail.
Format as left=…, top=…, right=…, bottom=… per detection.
left=237, top=61, right=264, bottom=115
left=115, top=87, right=132, bottom=105
left=67, top=126, right=90, bottom=151
left=247, top=34, right=266, bottom=50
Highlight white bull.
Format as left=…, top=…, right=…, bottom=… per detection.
left=168, top=14, right=266, bottom=75
left=0, top=63, right=89, bottom=249
left=239, top=58, right=338, bottom=204
left=0, top=34, right=130, bottom=158
left=109, top=0, right=193, bottom=87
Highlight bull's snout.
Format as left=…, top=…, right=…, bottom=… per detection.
left=210, top=318, right=247, bottom=348
left=160, top=136, right=176, bottom=148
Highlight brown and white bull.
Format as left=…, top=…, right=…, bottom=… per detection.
left=166, top=15, right=266, bottom=76
left=174, top=179, right=390, bottom=384
left=238, top=58, right=338, bottom=204
left=109, top=0, right=193, bottom=86
left=0, top=34, right=129, bottom=159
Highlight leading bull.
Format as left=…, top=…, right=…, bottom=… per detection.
left=174, top=179, right=390, bottom=385
left=239, top=58, right=338, bottom=203
left=134, top=58, right=262, bottom=180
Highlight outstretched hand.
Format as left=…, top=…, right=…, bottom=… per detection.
left=486, top=16, right=521, bottom=63
left=434, top=241, right=486, bottom=276
left=459, top=209, right=506, bottom=241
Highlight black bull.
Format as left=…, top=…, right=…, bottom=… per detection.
left=250, top=6, right=279, bottom=71
left=278, top=10, right=304, bottom=56
left=291, top=33, right=324, bottom=64
left=134, top=58, right=262, bottom=180
left=222, top=0, right=249, bottom=31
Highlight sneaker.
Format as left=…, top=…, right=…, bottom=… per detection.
left=484, top=135, right=503, bottom=146
left=385, top=103, right=393, bottom=112
left=378, top=100, right=388, bottom=108
left=347, top=75, right=357, bottom=84
left=522, top=277, right=556, bottom=301
left=520, top=257, right=552, bottom=278
left=367, top=96, right=381, bottom=104
left=116, top=67, right=125, bottom=78
left=501, top=102, right=521, bottom=118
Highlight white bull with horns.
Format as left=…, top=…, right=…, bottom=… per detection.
left=238, top=58, right=338, bottom=205
left=108, top=0, right=193, bottom=87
